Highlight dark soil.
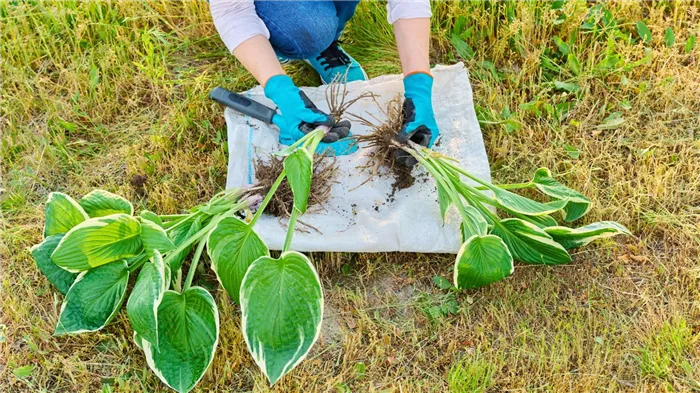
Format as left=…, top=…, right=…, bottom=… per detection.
left=254, top=154, right=338, bottom=218
left=354, top=96, right=416, bottom=196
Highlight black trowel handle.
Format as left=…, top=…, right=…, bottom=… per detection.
left=209, top=87, right=277, bottom=125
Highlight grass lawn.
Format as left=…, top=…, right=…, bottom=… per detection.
left=2, top=1, right=699, bottom=392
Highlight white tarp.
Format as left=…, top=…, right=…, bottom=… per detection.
left=225, top=62, right=490, bottom=254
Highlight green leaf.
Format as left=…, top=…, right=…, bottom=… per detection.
left=554, top=81, right=580, bottom=93
left=685, top=35, right=696, bottom=53
left=167, top=216, right=203, bottom=271
left=207, top=217, right=269, bottom=303
left=636, top=21, right=652, bottom=43
left=140, top=210, right=163, bottom=227
left=13, top=365, right=34, bottom=378
left=664, top=27, right=675, bottom=47
left=141, top=219, right=175, bottom=257
left=51, top=214, right=143, bottom=272
left=520, top=214, right=558, bottom=229
left=454, top=235, right=514, bottom=289
left=55, top=260, right=129, bottom=335
left=127, top=250, right=166, bottom=349
left=450, top=33, right=475, bottom=60
left=481, top=183, right=568, bottom=217
left=79, top=189, right=133, bottom=217
left=43, top=192, right=89, bottom=238
left=459, top=204, right=488, bottom=240
left=436, top=182, right=452, bottom=221
left=545, top=221, right=631, bottom=249
left=30, top=234, right=77, bottom=294
left=88, top=65, right=100, bottom=89
left=283, top=149, right=313, bottom=213
left=567, top=53, right=581, bottom=76
left=553, top=36, right=570, bottom=55
left=532, top=168, right=591, bottom=222
left=491, top=218, right=571, bottom=265
left=240, top=251, right=323, bottom=385
left=138, top=287, right=219, bottom=393
left=564, top=143, right=581, bottom=159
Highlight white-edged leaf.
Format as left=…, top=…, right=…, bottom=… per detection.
left=127, top=250, right=165, bottom=349
left=454, top=235, right=514, bottom=289
left=459, top=204, right=488, bottom=240
left=545, top=221, right=631, bottom=249
left=139, top=287, right=219, bottom=393
left=51, top=214, right=142, bottom=272
left=167, top=216, right=203, bottom=271
left=521, top=214, right=558, bottom=229
left=30, top=234, right=78, bottom=294
left=140, top=210, right=163, bottom=227
left=283, top=148, right=313, bottom=213
left=79, top=189, right=133, bottom=217
left=491, top=218, right=571, bottom=265
left=55, top=260, right=129, bottom=335
left=436, top=182, right=452, bottom=221
left=480, top=182, right=568, bottom=216
left=43, top=192, right=89, bottom=238
left=240, top=251, right=323, bottom=385
left=141, top=219, right=175, bottom=256
left=532, top=168, right=590, bottom=221
left=207, top=217, right=268, bottom=304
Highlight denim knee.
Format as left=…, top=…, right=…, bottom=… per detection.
left=255, top=1, right=338, bottom=59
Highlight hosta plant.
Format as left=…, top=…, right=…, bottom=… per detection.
left=30, top=129, right=327, bottom=391
left=399, top=141, right=631, bottom=289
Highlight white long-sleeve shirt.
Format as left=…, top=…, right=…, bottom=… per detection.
left=210, top=0, right=431, bottom=54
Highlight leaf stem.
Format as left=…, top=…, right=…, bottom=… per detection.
left=163, top=203, right=246, bottom=266
left=183, top=238, right=206, bottom=291
left=249, top=169, right=286, bottom=228
left=283, top=207, right=300, bottom=253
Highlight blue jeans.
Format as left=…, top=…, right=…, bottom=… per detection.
left=255, top=0, right=360, bottom=59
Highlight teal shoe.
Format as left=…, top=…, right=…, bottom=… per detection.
left=305, top=41, right=367, bottom=84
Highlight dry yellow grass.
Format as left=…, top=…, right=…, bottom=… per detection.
left=1, top=1, right=699, bottom=392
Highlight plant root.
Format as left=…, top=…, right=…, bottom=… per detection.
left=325, top=74, right=376, bottom=122
left=253, top=153, right=339, bottom=222
left=354, top=95, right=415, bottom=196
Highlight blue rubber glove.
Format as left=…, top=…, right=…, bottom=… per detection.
left=264, top=75, right=358, bottom=156
left=395, top=72, right=440, bottom=166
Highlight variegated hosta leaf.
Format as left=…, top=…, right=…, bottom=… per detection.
left=127, top=250, right=166, bottom=349
left=491, top=218, right=571, bottom=265
left=79, top=189, right=133, bottom=217
left=140, top=210, right=163, bottom=227
left=436, top=182, right=452, bottom=221
left=51, top=214, right=143, bottom=272
left=240, top=251, right=323, bottom=385
left=43, top=192, right=89, bottom=238
left=459, top=204, right=489, bottom=240
left=521, top=213, right=558, bottom=229
left=138, top=287, right=219, bottom=393
left=167, top=216, right=203, bottom=271
left=283, top=148, right=313, bottom=213
left=454, top=235, right=514, bottom=289
left=480, top=181, right=568, bottom=216
left=55, top=260, right=129, bottom=335
left=545, top=221, right=631, bottom=249
left=532, top=168, right=591, bottom=222
left=30, top=234, right=77, bottom=294
left=207, top=217, right=268, bottom=303
left=141, top=219, right=175, bottom=257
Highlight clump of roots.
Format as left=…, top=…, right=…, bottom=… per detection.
left=325, top=75, right=375, bottom=122
left=354, top=96, right=415, bottom=194
left=254, top=154, right=339, bottom=219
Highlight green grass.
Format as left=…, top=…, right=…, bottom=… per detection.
left=2, top=1, right=699, bottom=392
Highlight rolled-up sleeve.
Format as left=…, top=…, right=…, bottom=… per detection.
left=210, top=0, right=270, bottom=53
left=387, top=0, right=432, bottom=24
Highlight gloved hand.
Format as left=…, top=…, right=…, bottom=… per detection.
left=394, top=72, right=440, bottom=166
left=264, top=74, right=358, bottom=156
